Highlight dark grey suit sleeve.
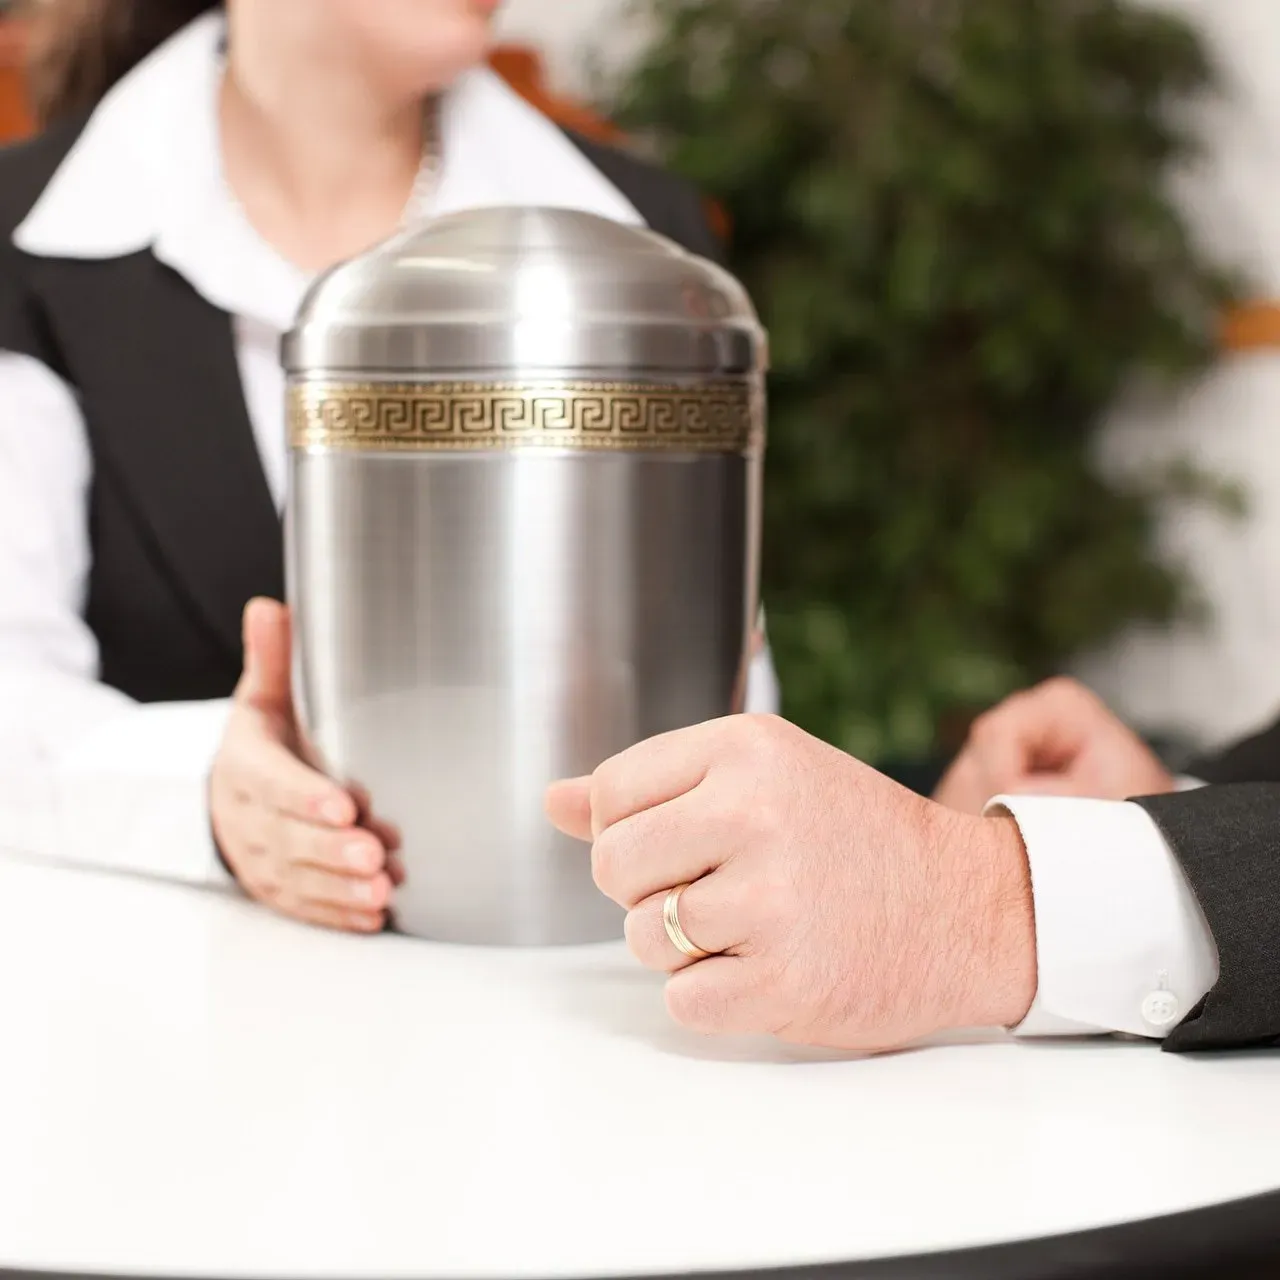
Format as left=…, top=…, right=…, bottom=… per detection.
left=1133, top=784, right=1280, bottom=1052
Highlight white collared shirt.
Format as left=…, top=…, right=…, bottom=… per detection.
left=0, top=13, right=1218, bottom=1043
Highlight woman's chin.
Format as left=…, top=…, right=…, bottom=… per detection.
left=442, top=21, right=494, bottom=75
left=388, top=22, right=493, bottom=94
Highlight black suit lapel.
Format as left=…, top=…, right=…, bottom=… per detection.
left=561, top=129, right=726, bottom=265
left=30, top=249, right=284, bottom=663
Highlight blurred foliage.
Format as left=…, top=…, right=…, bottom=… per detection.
left=601, top=0, right=1243, bottom=762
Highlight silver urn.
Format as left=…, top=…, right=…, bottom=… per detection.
left=282, top=207, right=767, bottom=945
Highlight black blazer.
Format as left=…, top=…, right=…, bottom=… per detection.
left=1136, top=781, right=1280, bottom=1053
left=1126, top=727, right=1280, bottom=1053
left=0, top=115, right=725, bottom=705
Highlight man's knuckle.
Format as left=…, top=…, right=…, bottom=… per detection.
left=737, top=712, right=785, bottom=755
left=743, top=869, right=783, bottom=921
left=588, top=755, right=629, bottom=823
left=592, top=826, right=637, bottom=902
left=719, top=785, right=783, bottom=850
left=589, top=829, right=615, bottom=892
left=755, top=797, right=789, bottom=843
left=622, top=908, right=642, bottom=953
left=703, top=789, right=749, bottom=842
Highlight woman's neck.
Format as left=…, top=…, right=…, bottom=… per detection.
left=218, top=19, right=428, bottom=274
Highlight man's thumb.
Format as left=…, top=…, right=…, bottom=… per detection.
left=238, top=598, right=293, bottom=710
left=544, top=776, right=593, bottom=843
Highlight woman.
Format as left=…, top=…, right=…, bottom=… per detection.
left=0, top=0, right=779, bottom=932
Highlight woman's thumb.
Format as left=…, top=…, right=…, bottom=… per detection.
left=237, top=598, right=293, bottom=710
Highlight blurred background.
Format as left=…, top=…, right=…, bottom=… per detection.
left=4, top=0, right=1277, bottom=786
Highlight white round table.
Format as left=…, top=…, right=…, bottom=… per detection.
left=2, top=852, right=1279, bottom=1280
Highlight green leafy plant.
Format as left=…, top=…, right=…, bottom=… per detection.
left=600, top=0, right=1242, bottom=764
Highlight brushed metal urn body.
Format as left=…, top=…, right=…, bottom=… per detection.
left=282, top=207, right=767, bottom=945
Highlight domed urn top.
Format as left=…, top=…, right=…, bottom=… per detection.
left=281, top=206, right=767, bottom=379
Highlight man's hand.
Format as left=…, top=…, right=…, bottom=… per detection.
left=546, top=715, right=1037, bottom=1052
left=934, top=677, right=1177, bottom=815
left=209, top=599, right=399, bottom=932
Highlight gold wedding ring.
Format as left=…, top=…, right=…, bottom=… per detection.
left=663, top=883, right=713, bottom=961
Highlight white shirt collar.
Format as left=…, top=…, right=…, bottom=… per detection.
left=14, top=10, right=643, bottom=331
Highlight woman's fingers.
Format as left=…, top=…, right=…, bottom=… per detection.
left=274, top=818, right=386, bottom=875
left=236, top=864, right=388, bottom=934
left=273, top=895, right=386, bottom=935
left=270, top=814, right=391, bottom=908
left=211, top=604, right=396, bottom=936
left=288, top=862, right=393, bottom=911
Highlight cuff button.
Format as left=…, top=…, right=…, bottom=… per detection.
left=1141, top=990, right=1181, bottom=1029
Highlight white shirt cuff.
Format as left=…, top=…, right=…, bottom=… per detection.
left=985, top=794, right=1220, bottom=1040
left=0, top=700, right=234, bottom=888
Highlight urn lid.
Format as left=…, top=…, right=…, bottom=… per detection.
left=282, top=206, right=767, bottom=378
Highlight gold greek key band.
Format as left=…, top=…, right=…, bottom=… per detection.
left=288, top=380, right=761, bottom=455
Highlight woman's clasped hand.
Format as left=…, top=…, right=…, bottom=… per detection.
left=209, top=600, right=402, bottom=933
